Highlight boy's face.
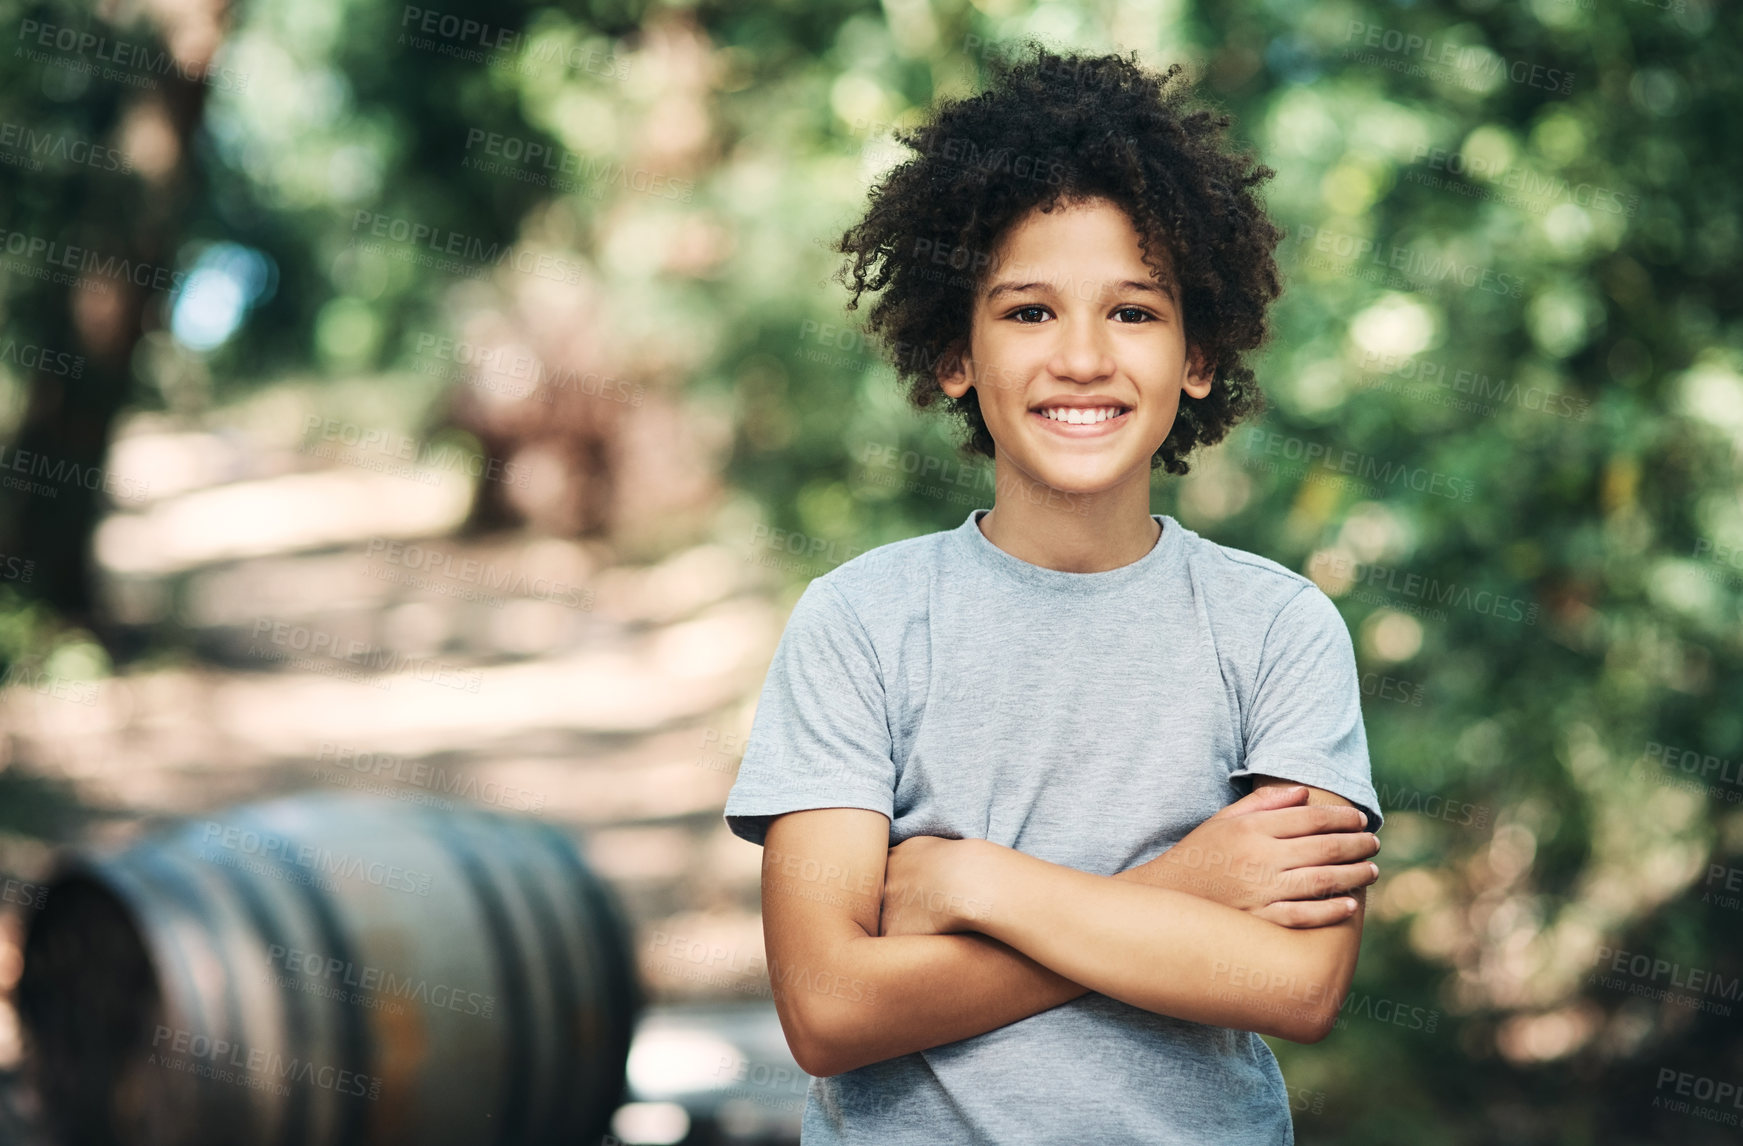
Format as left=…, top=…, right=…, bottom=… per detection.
left=938, top=196, right=1212, bottom=498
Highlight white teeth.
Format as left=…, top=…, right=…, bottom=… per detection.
left=1040, top=406, right=1123, bottom=424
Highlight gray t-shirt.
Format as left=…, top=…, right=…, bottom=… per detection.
left=724, top=507, right=1381, bottom=1145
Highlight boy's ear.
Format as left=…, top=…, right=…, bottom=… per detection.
left=938, top=342, right=973, bottom=400
left=1182, top=344, right=1215, bottom=400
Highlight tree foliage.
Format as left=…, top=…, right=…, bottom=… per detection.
left=0, top=1, right=1738, bottom=1140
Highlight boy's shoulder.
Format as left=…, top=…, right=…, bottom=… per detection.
left=1174, top=522, right=1335, bottom=626
left=1177, top=522, right=1312, bottom=591
left=804, top=523, right=953, bottom=614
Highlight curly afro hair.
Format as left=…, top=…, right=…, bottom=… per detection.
left=832, top=44, right=1283, bottom=475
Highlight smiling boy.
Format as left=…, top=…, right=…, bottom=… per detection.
left=723, top=45, right=1384, bottom=1144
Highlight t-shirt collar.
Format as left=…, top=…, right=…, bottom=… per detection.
left=954, top=506, right=1186, bottom=594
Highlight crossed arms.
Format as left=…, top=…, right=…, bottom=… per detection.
left=759, top=777, right=1380, bottom=1077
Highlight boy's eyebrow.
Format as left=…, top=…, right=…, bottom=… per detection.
left=983, top=278, right=1179, bottom=304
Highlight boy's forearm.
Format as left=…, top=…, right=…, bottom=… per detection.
left=798, top=846, right=1351, bottom=1076
left=834, top=862, right=1205, bottom=1058
left=784, top=925, right=1088, bottom=1075
left=950, top=840, right=1357, bottom=1041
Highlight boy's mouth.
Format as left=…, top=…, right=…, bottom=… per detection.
left=1029, top=403, right=1132, bottom=434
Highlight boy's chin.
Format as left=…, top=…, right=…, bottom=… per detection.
left=1014, top=462, right=1143, bottom=500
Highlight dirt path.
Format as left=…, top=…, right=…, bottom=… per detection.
left=0, top=420, right=804, bottom=1128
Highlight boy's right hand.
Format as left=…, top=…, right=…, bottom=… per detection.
left=1113, top=785, right=1379, bottom=929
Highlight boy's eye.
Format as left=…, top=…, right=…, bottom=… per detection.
left=1004, top=305, right=1156, bottom=324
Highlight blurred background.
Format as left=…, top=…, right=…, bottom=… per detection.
left=0, top=0, right=1738, bottom=1142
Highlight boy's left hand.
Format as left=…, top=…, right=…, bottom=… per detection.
left=877, top=836, right=996, bottom=938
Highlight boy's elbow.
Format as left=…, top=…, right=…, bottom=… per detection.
left=791, top=1042, right=852, bottom=1078
left=786, top=1037, right=831, bottom=1078
left=777, top=1003, right=832, bottom=1077
left=766, top=928, right=884, bottom=1077
left=785, top=1013, right=849, bottom=1077
left=789, top=1032, right=868, bottom=1078
left=777, top=994, right=861, bottom=1078
left=1278, top=1006, right=1339, bottom=1045
left=1265, top=937, right=1357, bottom=1044
left=1297, top=966, right=1359, bottom=1043
left=1237, top=1001, right=1334, bottom=1045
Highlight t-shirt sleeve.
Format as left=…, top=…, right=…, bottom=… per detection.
left=722, top=578, right=897, bottom=847
left=1228, top=584, right=1384, bottom=832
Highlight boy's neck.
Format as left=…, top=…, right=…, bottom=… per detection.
left=977, top=466, right=1162, bottom=574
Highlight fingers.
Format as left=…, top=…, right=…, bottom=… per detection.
left=1254, top=805, right=1370, bottom=839
left=1250, top=897, right=1361, bottom=929
left=1280, top=832, right=1380, bottom=868
left=1245, top=783, right=1312, bottom=807
left=1271, top=861, right=1380, bottom=902
left=1213, top=783, right=1311, bottom=820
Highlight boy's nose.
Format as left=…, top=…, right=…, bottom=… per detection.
left=1047, top=319, right=1117, bottom=384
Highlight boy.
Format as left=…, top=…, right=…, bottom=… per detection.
left=723, top=45, right=1383, bottom=1144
